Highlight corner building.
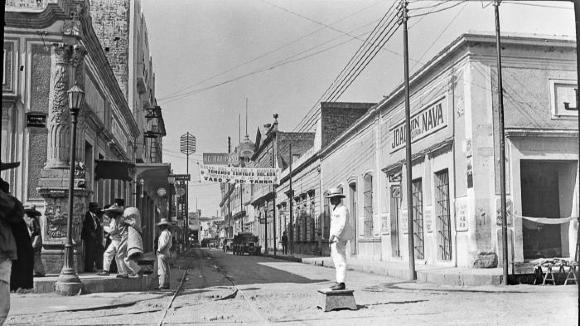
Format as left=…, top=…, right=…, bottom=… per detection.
left=321, top=33, right=578, bottom=269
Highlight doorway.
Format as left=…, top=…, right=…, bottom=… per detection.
left=520, top=160, right=571, bottom=260
left=349, top=182, right=357, bottom=255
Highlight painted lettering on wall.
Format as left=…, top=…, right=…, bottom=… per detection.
left=390, top=98, right=447, bottom=152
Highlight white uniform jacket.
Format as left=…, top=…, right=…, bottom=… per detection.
left=329, top=204, right=354, bottom=242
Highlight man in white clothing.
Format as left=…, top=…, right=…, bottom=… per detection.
left=326, top=187, right=354, bottom=291
left=156, top=218, right=172, bottom=290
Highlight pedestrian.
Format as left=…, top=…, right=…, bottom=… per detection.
left=156, top=218, right=172, bottom=290
left=81, top=202, right=103, bottom=272
left=326, top=187, right=354, bottom=291
left=101, top=204, right=117, bottom=274
left=23, top=205, right=44, bottom=277
left=9, top=202, right=33, bottom=292
left=281, top=231, right=288, bottom=255
left=122, top=207, right=143, bottom=278
left=0, top=162, right=24, bottom=325
left=97, top=201, right=128, bottom=277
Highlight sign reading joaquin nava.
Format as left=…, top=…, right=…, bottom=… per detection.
left=200, top=164, right=280, bottom=184
left=390, top=97, right=447, bottom=152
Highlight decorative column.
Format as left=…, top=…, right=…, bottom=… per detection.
left=38, top=42, right=89, bottom=275
left=45, top=43, right=73, bottom=170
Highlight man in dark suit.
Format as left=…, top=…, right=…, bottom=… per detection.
left=81, top=202, right=103, bottom=272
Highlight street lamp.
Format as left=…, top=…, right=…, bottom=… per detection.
left=55, top=83, right=85, bottom=295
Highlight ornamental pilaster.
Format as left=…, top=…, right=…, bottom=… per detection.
left=45, top=43, right=73, bottom=169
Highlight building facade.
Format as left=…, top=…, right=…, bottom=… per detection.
left=2, top=0, right=168, bottom=272
left=319, top=33, right=578, bottom=269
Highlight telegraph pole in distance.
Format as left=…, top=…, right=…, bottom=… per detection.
left=180, top=132, right=196, bottom=246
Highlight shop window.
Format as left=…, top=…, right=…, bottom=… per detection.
left=309, top=191, right=316, bottom=241
left=390, top=184, right=401, bottom=257
left=412, top=178, right=425, bottom=260
left=323, top=191, right=330, bottom=239
left=435, top=169, right=452, bottom=260
left=363, top=174, right=374, bottom=237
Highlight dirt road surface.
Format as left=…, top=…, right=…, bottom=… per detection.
left=7, top=248, right=578, bottom=325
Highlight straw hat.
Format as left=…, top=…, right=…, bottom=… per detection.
left=103, top=204, right=124, bottom=215
left=24, top=204, right=41, bottom=217
left=157, top=218, right=171, bottom=226
left=325, top=187, right=345, bottom=198
left=0, top=162, right=20, bottom=171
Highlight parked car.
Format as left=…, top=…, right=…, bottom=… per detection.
left=232, top=233, right=262, bottom=256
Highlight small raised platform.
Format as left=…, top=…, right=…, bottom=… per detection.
left=317, top=288, right=357, bottom=312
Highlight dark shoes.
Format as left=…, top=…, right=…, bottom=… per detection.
left=96, top=271, right=110, bottom=276
left=330, top=282, right=345, bottom=291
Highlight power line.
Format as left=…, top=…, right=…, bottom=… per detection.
left=159, top=19, right=381, bottom=105
left=293, top=0, right=401, bottom=132
left=410, top=1, right=468, bottom=71
left=157, top=0, right=384, bottom=101
left=410, top=0, right=468, bottom=18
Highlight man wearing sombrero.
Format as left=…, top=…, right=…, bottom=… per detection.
left=156, top=218, right=172, bottom=290
left=326, top=187, right=354, bottom=291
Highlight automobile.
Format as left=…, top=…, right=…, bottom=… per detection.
left=232, top=232, right=262, bottom=256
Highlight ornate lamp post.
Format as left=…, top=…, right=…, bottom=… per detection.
left=55, top=84, right=85, bottom=295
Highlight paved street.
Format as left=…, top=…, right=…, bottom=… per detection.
left=7, top=249, right=578, bottom=325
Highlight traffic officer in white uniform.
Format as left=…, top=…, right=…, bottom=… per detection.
left=326, top=187, right=354, bottom=290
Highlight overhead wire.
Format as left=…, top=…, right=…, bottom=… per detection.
left=159, top=20, right=382, bottom=106
left=410, top=1, right=468, bottom=71
left=410, top=0, right=468, bottom=18
left=293, top=0, right=401, bottom=132
left=157, top=0, right=384, bottom=102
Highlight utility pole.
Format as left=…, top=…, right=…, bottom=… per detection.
left=493, top=0, right=509, bottom=286
left=402, top=0, right=416, bottom=281
left=180, top=132, right=196, bottom=246
left=289, top=143, right=294, bottom=255
left=573, top=0, right=580, bottom=308
left=272, top=114, right=278, bottom=256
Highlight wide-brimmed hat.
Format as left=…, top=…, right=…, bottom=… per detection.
left=325, top=187, right=345, bottom=198
left=103, top=204, right=124, bottom=214
left=0, top=162, right=20, bottom=171
left=157, top=218, right=171, bottom=226
left=24, top=204, right=42, bottom=217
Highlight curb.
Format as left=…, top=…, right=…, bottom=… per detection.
left=298, top=257, right=503, bottom=286
left=33, top=274, right=155, bottom=294
left=262, top=253, right=302, bottom=263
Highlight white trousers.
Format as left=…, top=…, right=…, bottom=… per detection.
left=157, top=254, right=170, bottom=288
left=330, top=240, right=347, bottom=283
left=103, top=239, right=127, bottom=275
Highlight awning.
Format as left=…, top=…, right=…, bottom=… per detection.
left=135, top=163, right=172, bottom=198
left=95, top=160, right=135, bottom=181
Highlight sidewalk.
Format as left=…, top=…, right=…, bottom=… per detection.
left=32, top=252, right=159, bottom=294
left=263, top=252, right=503, bottom=286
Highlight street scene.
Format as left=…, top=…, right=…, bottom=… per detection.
left=1, top=0, right=580, bottom=325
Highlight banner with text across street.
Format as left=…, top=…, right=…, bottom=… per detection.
left=200, top=164, right=280, bottom=184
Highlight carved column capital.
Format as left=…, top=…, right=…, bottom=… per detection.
left=70, top=45, right=87, bottom=68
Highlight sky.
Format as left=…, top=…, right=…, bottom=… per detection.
left=139, top=0, right=575, bottom=217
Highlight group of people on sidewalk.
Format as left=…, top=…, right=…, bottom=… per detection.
left=83, top=200, right=173, bottom=290
left=87, top=199, right=145, bottom=279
